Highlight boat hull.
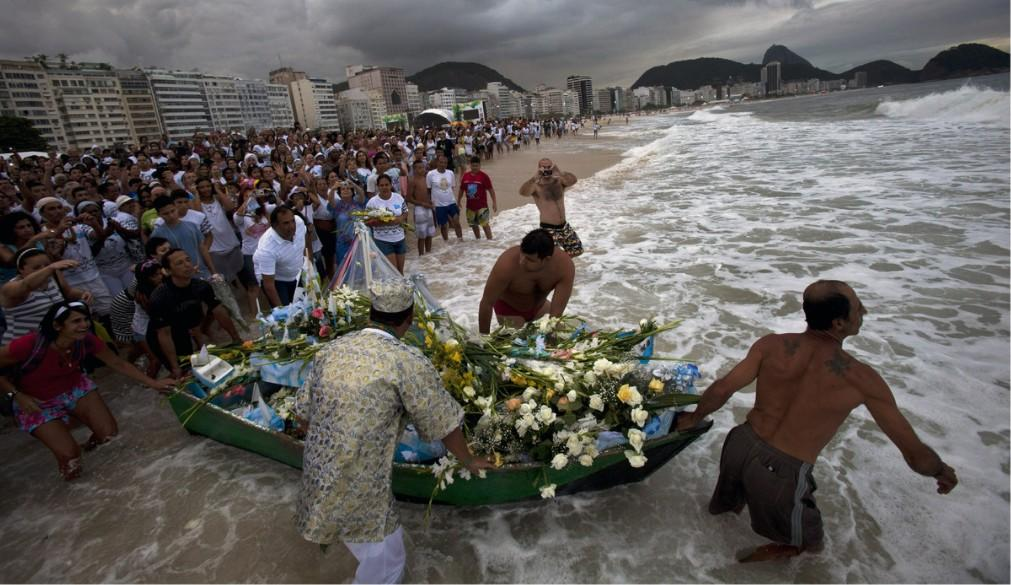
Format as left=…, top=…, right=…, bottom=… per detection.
left=167, top=389, right=712, bottom=506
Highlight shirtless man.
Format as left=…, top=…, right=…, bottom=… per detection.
left=478, top=229, right=575, bottom=334
left=518, top=158, right=583, bottom=257
left=676, top=280, right=958, bottom=562
left=405, top=159, right=435, bottom=255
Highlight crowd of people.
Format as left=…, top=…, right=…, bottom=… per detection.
left=0, top=116, right=586, bottom=478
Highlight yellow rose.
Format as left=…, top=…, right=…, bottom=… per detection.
left=617, top=384, right=632, bottom=403
left=648, top=378, right=665, bottom=394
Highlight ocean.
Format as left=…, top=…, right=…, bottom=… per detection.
left=0, top=75, right=1007, bottom=583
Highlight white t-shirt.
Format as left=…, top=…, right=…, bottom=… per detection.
left=199, top=199, right=240, bottom=254
left=155, top=208, right=212, bottom=235
left=234, top=214, right=271, bottom=256
left=365, top=193, right=408, bottom=243
left=426, top=169, right=456, bottom=207
left=253, top=215, right=306, bottom=282
left=367, top=169, right=401, bottom=195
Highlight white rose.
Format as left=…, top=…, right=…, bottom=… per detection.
left=522, top=386, right=538, bottom=400
left=627, top=387, right=643, bottom=407
left=589, top=394, right=604, bottom=411
left=631, top=406, right=649, bottom=427
left=566, top=390, right=577, bottom=402
left=585, top=445, right=600, bottom=459
left=550, top=453, right=569, bottom=470
left=579, top=454, right=594, bottom=467
left=639, top=318, right=649, bottom=330
left=592, top=358, right=612, bottom=375
left=628, top=428, right=645, bottom=452
left=625, top=450, right=647, bottom=468
left=566, top=434, right=584, bottom=456
left=538, top=405, right=557, bottom=425
left=539, top=483, right=557, bottom=498
left=462, top=386, right=476, bottom=398
left=583, top=371, right=598, bottom=386
left=519, top=403, right=532, bottom=416
left=554, top=380, right=566, bottom=391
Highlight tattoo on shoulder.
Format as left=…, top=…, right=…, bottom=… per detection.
left=784, top=337, right=800, bottom=356
left=826, top=350, right=851, bottom=377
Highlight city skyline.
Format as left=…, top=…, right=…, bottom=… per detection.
left=0, top=0, right=1007, bottom=90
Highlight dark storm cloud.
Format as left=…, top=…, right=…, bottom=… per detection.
left=0, top=0, right=1006, bottom=88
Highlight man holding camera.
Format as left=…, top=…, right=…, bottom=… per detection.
left=518, top=158, right=583, bottom=257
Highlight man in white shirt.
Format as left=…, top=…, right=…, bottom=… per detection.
left=253, top=206, right=307, bottom=307
left=425, top=154, right=462, bottom=241
left=366, top=153, right=401, bottom=197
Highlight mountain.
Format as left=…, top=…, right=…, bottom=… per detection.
left=633, top=57, right=761, bottom=90
left=632, top=45, right=843, bottom=89
left=633, top=43, right=1008, bottom=91
left=406, top=62, right=526, bottom=93
left=919, top=43, right=1010, bottom=81
left=840, top=60, right=918, bottom=86
left=762, top=44, right=811, bottom=67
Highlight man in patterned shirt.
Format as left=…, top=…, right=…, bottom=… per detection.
left=295, top=278, right=491, bottom=583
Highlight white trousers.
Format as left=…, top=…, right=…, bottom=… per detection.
left=345, top=527, right=405, bottom=584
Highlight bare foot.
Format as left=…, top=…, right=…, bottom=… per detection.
left=738, top=543, right=801, bottom=563
left=60, top=458, right=82, bottom=481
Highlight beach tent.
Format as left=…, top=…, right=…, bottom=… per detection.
left=414, top=108, right=454, bottom=128
left=0, top=151, right=49, bottom=160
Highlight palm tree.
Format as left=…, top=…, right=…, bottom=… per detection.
left=32, top=53, right=49, bottom=69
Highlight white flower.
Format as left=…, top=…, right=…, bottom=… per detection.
left=639, top=318, right=649, bottom=330
left=554, top=380, right=566, bottom=391
left=555, top=430, right=571, bottom=441
left=585, top=445, right=600, bottom=459
left=474, top=396, right=491, bottom=409
left=631, top=406, right=649, bottom=427
left=628, top=429, right=645, bottom=453
left=537, top=405, right=557, bottom=425
left=539, top=483, right=557, bottom=498
left=624, top=450, right=647, bottom=468
left=566, top=390, right=577, bottom=402
left=519, top=402, right=533, bottom=416
left=566, top=434, right=584, bottom=456
left=444, top=339, right=459, bottom=349
left=522, top=386, right=538, bottom=400
left=583, top=371, right=597, bottom=386
left=550, top=453, right=569, bottom=470
left=592, top=358, right=613, bottom=376
left=589, top=394, right=604, bottom=411
left=462, top=386, right=476, bottom=398
left=536, top=315, right=554, bottom=333
left=579, top=454, right=595, bottom=467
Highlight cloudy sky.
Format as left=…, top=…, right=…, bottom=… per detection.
left=1, top=0, right=1007, bottom=89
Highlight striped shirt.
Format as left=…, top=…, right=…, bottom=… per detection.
left=1, top=277, right=63, bottom=345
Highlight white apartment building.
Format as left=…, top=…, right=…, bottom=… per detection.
left=201, top=74, right=243, bottom=131
left=405, top=82, right=422, bottom=114
left=145, top=69, right=212, bottom=140
left=427, top=87, right=468, bottom=110
left=289, top=78, right=340, bottom=131
left=0, top=59, right=66, bottom=148
left=336, top=88, right=373, bottom=131
left=46, top=67, right=133, bottom=149
left=235, top=79, right=273, bottom=130
left=267, top=83, right=294, bottom=128
left=116, top=68, right=162, bottom=142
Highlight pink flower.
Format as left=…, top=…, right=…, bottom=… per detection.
left=318, top=325, right=331, bottom=337
left=311, top=308, right=325, bottom=320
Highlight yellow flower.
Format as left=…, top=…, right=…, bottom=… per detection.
left=511, top=374, right=527, bottom=386
left=648, top=378, right=665, bottom=394
left=450, top=351, right=462, bottom=363
left=617, top=384, right=632, bottom=403
left=425, top=335, right=433, bottom=347
left=493, top=452, right=503, bottom=467
left=545, top=389, right=555, bottom=401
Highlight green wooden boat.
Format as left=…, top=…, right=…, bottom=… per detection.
left=167, top=385, right=712, bottom=506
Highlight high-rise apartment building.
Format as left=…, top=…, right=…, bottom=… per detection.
left=347, top=66, right=407, bottom=115
left=235, top=79, right=273, bottom=130
left=0, top=59, right=66, bottom=148
left=116, top=68, right=162, bottom=142
left=268, top=67, right=307, bottom=86
left=46, top=66, right=133, bottom=148
left=289, top=77, right=340, bottom=131
left=594, top=88, right=612, bottom=114
left=565, top=75, right=593, bottom=116
left=266, top=83, right=294, bottom=128
left=145, top=69, right=212, bottom=140
left=336, top=88, right=374, bottom=131
left=201, top=74, right=243, bottom=131
left=405, top=82, right=423, bottom=114
left=761, top=61, right=782, bottom=96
